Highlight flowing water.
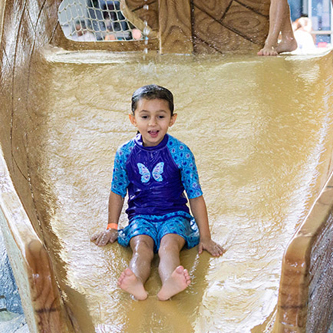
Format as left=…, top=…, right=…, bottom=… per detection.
left=27, top=50, right=333, bottom=333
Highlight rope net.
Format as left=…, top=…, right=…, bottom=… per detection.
left=58, top=0, right=142, bottom=41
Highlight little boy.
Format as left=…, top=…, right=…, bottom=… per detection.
left=91, top=85, right=224, bottom=300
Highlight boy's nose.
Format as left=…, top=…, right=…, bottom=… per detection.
left=149, top=117, right=156, bottom=126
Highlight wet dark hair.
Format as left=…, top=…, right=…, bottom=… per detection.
left=131, top=84, right=174, bottom=115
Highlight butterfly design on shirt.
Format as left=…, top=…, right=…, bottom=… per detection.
left=137, top=162, right=164, bottom=183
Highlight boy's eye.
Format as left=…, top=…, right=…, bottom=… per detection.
left=141, top=115, right=148, bottom=119
left=158, top=116, right=165, bottom=119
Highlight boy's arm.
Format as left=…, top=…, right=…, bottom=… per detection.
left=91, top=191, right=124, bottom=246
left=189, top=196, right=225, bottom=257
left=107, top=191, right=124, bottom=225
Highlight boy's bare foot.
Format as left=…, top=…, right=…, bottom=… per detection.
left=118, top=268, right=148, bottom=300
left=157, top=266, right=191, bottom=301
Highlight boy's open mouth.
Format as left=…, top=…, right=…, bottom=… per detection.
left=148, top=130, right=159, bottom=138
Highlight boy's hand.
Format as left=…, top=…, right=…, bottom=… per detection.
left=91, top=229, right=118, bottom=246
left=198, top=238, right=225, bottom=257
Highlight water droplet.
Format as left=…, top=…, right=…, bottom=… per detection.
left=143, top=26, right=150, bottom=37
left=143, top=4, right=149, bottom=10
left=142, top=19, right=149, bottom=59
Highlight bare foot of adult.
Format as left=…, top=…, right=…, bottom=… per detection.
left=275, top=38, right=297, bottom=54
left=257, top=45, right=278, bottom=56
left=157, top=266, right=191, bottom=301
left=118, top=268, right=148, bottom=300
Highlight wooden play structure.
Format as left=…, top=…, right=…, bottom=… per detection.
left=57, top=0, right=270, bottom=53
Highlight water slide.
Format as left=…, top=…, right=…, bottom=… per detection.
left=1, top=1, right=333, bottom=332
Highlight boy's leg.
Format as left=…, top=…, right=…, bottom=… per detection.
left=118, top=235, right=154, bottom=300
left=157, top=234, right=190, bottom=301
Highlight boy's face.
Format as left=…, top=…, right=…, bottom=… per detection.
left=129, top=98, right=177, bottom=147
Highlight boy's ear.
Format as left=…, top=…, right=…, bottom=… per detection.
left=169, top=113, right=177, bottom=127
left=129, top=114, right=137, bottom=126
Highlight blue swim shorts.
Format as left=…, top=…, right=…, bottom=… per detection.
left=118, top=211, right=200, bottom=252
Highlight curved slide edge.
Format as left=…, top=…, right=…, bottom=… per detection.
left=0, top=150, right=74, bottom=333
left=274, top=171, right=333, bottom=332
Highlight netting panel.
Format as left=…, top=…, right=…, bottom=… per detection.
left=58, top=0, right=142, bottom=42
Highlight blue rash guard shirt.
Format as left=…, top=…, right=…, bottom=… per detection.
left=111, top=134, right=203, bottom=220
